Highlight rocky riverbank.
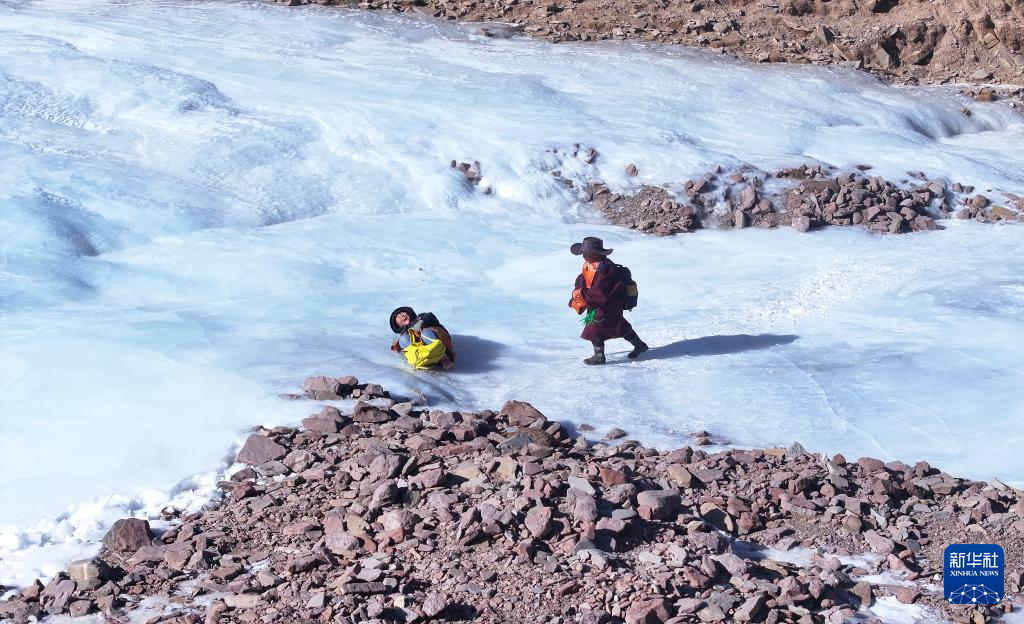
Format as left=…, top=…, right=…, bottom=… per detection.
left=580, top=161, right=1023, bottom=236
left=2, top=377, right=1022, bottom=624
left=458, top=151, right=1024, bottom=237
left=269, top=0, right=1024, bottom=88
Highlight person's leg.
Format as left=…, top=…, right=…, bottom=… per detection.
left=584, top=340, right=606, bottom=365
left=624, top=330, right=648, bottom=359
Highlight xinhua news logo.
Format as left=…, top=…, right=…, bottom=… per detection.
left=944, top=544, right=1004, bottom=605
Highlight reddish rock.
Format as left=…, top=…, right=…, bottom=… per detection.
left=637, top=489, right=680, bottom=520
left=236, top=434, right=287, bottom=465
left=525, top=506, right=554, bottom=538
left=303, top=375, right=342, bottom=398
left=625, top=598, right=670, bottom=624
left=498, top=400, right=546, bottom=427
left=600, top=466, right=629, bottom=485
left=857, top=457, right=886, bottom=472
left=102, top=518, right=154, bottom=553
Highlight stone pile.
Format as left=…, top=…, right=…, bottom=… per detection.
left=584, top=182, right=699, bottom=236
left=777, top=167, right=943, bottom=234
left=576, top=161, right=1021, bottom=237
left=2, top=379, right=1022, bottom=624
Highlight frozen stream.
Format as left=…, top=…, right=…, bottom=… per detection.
left=1, top=0, right=1023, bottom=588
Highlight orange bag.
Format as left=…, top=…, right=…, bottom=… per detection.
left=569, top=288, right=587, bottom=314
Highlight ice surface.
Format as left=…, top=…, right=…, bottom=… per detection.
left=2, top=0, right=1024, bottom=587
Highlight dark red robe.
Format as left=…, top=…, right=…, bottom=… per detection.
left=573, top=261, right=634, bottom=342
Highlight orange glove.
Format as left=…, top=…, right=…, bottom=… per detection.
left=569, top=288, right=587, bottom=314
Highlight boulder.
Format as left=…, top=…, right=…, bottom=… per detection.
left=525, top=506, right=554, bottom=538
left=498, top=400, right=546, bottom=427
left=236, top=434, right=287, bottom=465
left=625, top=598, right=670, bottom=624
left=637, top=489, right=680, bottom=520
left=102, top=518, right=154, bottom=553
left=303, top=375, right=342, bottom=399
left=66, top=558, right=113, bottom=590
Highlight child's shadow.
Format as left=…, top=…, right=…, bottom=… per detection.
left=448, top=335, right=506, bottom=373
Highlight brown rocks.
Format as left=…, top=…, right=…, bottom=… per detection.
left=734, top=593, right=767, bottom=621
left=625, top=597, right=671, bottom=624
left=66, top=558, right=112, bottom=590
left=236, top=434, right=287, bottom=466
left=302, top=375, right=342, bottom=399
left=525, top=505, right=554, bottom=538
left=499, top=400, right=546, bottom=427
left=423, top=591, right=449, bottom=617
left=849, top=581, right=874, bottom=606
left=637, top=489, right=680, bottom=520
left=9, top=377, right=1020, bottom=624
left=102, top=518, right=154, bottom=553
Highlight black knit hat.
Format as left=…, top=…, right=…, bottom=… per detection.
left=389, top=307, right=416, bottom=334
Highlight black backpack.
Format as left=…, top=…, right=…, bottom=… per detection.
left=613, top=264, right=639, bottom=310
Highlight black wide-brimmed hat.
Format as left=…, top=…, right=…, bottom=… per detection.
left=389, top=306, right=416, bottom=333
left=570, top=236, right=613, bottom=256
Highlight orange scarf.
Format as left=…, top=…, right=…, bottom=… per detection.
left=582, top=260, right=601, bottom=288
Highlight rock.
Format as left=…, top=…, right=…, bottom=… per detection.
left=102, top=518, right=154, bottom=553
left=712, top=553, right=748, bottom=577
left=568, top=476, right=597, bottom=495
left=668, top=465, right=697, bottom=488
left=737, top=184, right=758, bottom=211
left=499, top=400, right=546, bottom=426
left=423, top=591, right=448, bottom=617
left=863, top=529, right=895, bottom=554
left=525, top=506, right=554, bottom=538
left=573, top=495, right=599, bottom=524
left=302, top=415, right=341, bottom=434
left=353, top=401, right=391, bottom=424
left=850, top=581, right=873, bottom=606
left=325, top=531, right=362, bottom=554
left=637, top=489, right=680, bottom=520
left=224, top=594, right=262, bottom=609
left=735, top=593, right=767, bottom=622
left=625, top=598, right=671, bottom=624
left=990, top=205, right=1018, bottom=220
left=626, top=164, right=639, bottom=177
left=67, top=558, right=112, bottom=590
left=606, top=428, right=628, bottom=440
left=600, top=466, right=629, bottom=485
left=236, top=434, right=287, bottom=465
left=381, top=509, right=418, bottom=533
left=303, top=375, right=342, bottom=398
left=857, top=456, right=885, bottom=472
left=973, top=69, right=994, bottom=80
left=697, top=604, right=726, bottom=622
left=67, top=600, right=92, bottom=617
left=43, top=578, right=76, bottom=614
left=895, top=587, right=921, bottom=604
left=341, top=581, right=390, bottom=594
left=792, top=215, right=811, bottom=232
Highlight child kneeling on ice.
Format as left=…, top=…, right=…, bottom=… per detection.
left=389, top=307, right=456, bottom=370
left=568, top=237, right=648, bottom=365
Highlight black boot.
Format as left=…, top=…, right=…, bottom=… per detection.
left=584, top=341, right=606, bottom=365
left=625, top=332, right=649, bottom=359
